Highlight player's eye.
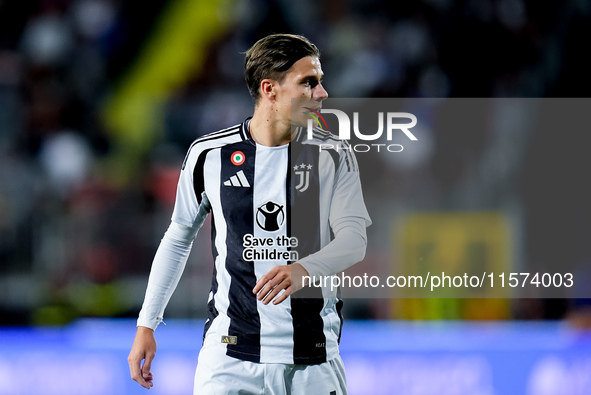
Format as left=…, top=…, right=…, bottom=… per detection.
left=305, top=79, right=319, bottom=88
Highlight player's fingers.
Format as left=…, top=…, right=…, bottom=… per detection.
left=256, top=280, right=276, bottom=301
left=141, top=352, right=155, bottom=388
left=142, top=352, right=153, bottom=373
left=255, top=274, right=281, bottom=300
left=128, top=354, right=150, bottom=388
left=262, top=278, right=290, bottom=305
left=260, top=285, right=277, bottom=303
left=254, top=265, right=293, bottom=294
left=253, top=269, right=275, bottom=294
left=273, top=285, right=292, bottom=305
left=257, top=272, right=290, bottom=302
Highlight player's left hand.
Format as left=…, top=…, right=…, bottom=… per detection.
left=253, top=263, right=309, bottom=305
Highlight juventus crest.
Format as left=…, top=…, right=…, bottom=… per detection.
left=294, top=163, right=312, bottom=192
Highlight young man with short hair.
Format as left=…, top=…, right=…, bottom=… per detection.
left=129, top=33, right=371, bottom=394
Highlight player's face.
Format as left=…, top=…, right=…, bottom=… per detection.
left=274, top=56, right=328, bottom=127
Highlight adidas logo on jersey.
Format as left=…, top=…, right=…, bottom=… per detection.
left=224, top=170, right=250, bottom=187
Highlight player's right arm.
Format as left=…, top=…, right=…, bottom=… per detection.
left=128, top=326, right=157, bottom=389
left=129, top=141, right=212, bottom=388
left=129, top=221, right=198, bottom=389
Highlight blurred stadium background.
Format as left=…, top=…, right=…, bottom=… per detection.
left=1, top=0, right=591, bottom=394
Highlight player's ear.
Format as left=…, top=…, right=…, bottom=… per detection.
left=260, top=79, right=276, bottom=102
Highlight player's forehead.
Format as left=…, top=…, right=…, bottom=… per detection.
left=285, top=56, right=323, bottom=80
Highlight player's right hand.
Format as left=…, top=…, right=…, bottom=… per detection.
left=128, top=326, right=157, bottom=389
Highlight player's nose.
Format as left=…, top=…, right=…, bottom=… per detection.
left=314, top=83, right=328, bottom=100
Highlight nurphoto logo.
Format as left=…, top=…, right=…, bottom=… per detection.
left=304, top=107, right=418, bottom=153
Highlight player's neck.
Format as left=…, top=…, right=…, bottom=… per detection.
left=250, top=109, right=294, bottom=147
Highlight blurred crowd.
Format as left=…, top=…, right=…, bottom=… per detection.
left=1, top=0, right=590, bottom=325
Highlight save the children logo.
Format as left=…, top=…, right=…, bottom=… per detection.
left=245, top=201, right=298, bottom=262
left=255, top=201, right=285, bottom=232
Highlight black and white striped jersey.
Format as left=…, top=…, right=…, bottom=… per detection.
left=172, top=119, right=371, bottom=364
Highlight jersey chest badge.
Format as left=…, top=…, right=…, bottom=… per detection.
left=256, top=201, right=285, bottom=231
left=293, top=163, right=312, bottom=192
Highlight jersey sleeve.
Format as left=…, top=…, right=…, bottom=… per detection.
left=171, top=144, right=211, bottom=228
left=137, top=221, right=199, bottom=330
left=329, top=147, right=372, bottom=229
left=298, top=147, right=372, bottom=278
left=137, top=144, right=212, bottom=330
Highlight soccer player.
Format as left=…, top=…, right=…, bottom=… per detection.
left=128, top=33, right=371, bottom=394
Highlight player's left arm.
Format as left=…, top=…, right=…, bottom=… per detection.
left=254, top=149, right=371, bottom=305
left=296, top=148, right=372, bottom=278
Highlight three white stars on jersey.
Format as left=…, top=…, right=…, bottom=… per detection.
left=293, top=164, right=313, bottom=171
